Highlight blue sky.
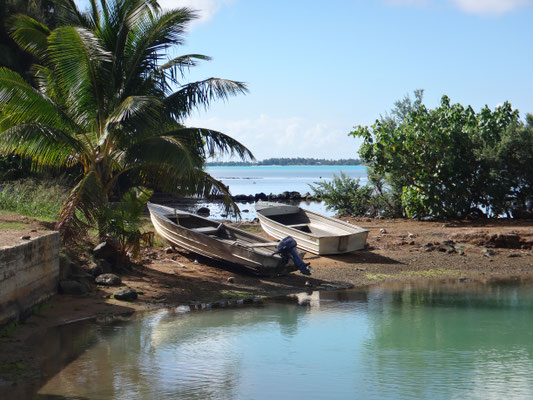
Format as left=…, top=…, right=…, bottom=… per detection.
left=82, top=0, right=533, bottom=160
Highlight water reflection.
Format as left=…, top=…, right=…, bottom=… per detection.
left=16, top=280, right=533, bottom=399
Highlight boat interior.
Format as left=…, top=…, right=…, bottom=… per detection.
left=265, top=210, right=353, bottom=235
left=165, top=213, right=278, bottom=250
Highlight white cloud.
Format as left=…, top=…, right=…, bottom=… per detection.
left=158, top=0, right=234, bottom=25
left=384, top=0, right=533, bottom=15
left=451, top=0, right=532, bottom=15
left=185, top=114, right=361, bottom=161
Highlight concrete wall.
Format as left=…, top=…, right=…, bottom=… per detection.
left=0, top=232, right=60, bottom=326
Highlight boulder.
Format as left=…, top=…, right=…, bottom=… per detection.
left=113, top=287, right=138, bottom=301
left=255, top=192, right=268, bottom=201
left=87, top=263, right=103, bottom=277
left=95, top=273, right=122, bottom=286
left=196, top=207, right=210, bottom=216
left=59, top=280, right=87, bottom=295
left=93, top=240, right=118, bottom=263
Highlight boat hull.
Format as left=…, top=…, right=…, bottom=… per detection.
left=148, top=203, right=297, bottom=276
left=255, top=202, right=368, bottom=255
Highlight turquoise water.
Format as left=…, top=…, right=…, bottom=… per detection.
left=33, top=280, right=533, bottom=399
left=206, top=165, right=368, bottom=196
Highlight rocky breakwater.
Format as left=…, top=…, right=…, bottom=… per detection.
left=230, top=191, right=320, bottom=203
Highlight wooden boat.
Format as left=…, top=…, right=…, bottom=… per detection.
left=255, top=202, right=368, bottom=255
left=147, top=203, right=298, bottom=276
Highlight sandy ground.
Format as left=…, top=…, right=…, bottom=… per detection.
left=1, top=212, right=532, bottom=391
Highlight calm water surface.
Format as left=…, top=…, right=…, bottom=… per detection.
left=34, top=280, right=533, bottom=399
left=191, top=165, right=368, bottom=219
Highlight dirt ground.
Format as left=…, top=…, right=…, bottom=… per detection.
left=1, top=212, right=533, bottom=391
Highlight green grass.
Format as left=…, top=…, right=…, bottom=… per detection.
left=365, top=269, right=462, bottom=281
left=0, top=179, right=69, bottom=220
left=0, top=220, right=30, bottom=229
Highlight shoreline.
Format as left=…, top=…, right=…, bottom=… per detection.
left=1, top=214, right=533, bottom=394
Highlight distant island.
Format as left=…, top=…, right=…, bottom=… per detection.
left=207, top=157, right=362, bottom=166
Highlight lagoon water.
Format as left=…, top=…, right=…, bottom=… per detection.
left=206, top=165, right=368, bottom=196
left=191, top=165, right=368, bottom=219
left=33, top=280, right=533, bottom=399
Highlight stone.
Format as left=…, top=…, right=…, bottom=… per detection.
left=196, top=207, right=210, bottom=216
left=437, top=246, right=447, bottom=252
left=443, top=240, right=455, bottom=247
left=95, top=273, right=122, bottom=286
left=87, top=263, right=103, bottom=277
left=20, top=235, right=31, bottom=240
left=423, top=242, right=434, bottom=248
left=380, top=228, right=387, bottom=234
left=113, top=287, right=138, bottom=301
left=482, top=248, right=495, bottom=257
left=254, top=192, right=268, bottom=201
left=458, top=249, right=465, bottom=256
left=165, top=247, right=174, bottom=254
left=59, top=280, right=87, bottom=295
left=93, top=241, right=118, bottom=263
left=508, top=253, right=522, bottom=258
left=227, top=276, right=235, bottom=283
left=96, top=259, right=113, bottom=273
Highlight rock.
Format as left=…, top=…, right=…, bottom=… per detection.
left=508, top=253, right=522, bottom=258
left=95, top=273, right=122, bottom=286
left=196, top=207, right=210, bottom=216
left=96, top=259, right=113, bottom=273
left=20, top=235, right=31, bottom=240
left=458, top=249, right=465, bottom=256
left=408, top=233, right=415, bottom=239
left=447, top=247, right=456, bottom=254
left=87, top=263, right=103, bottom=277
left=165, top=247, right=174, bottom=254
left=380, top=228, right=387, bottom=234
left=305, top=280, right=312, bottom=287
left=227, top=276, right=235, bottom=283
left=423, top=242, right=434, bottom=248
left=254, top=192, right=268, bottom=201
left=443, top=240, right=455, bottom=247
left=59, top=280, right=87, bottom=295
left=93, top=241, right=118, bottom=263
left=113, top=287, right=138, bottom=301
left=242, top=209, right=249, bottom=213
left=289, top=191, right=301, bottom=200
left=409, top=240, right=415, bottom=245
left=482, top=248, right=495, bottom=257
left=437, top=246, right=447, bottom=252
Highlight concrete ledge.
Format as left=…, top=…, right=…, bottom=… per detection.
left=0, top=232, right=60, bottom=326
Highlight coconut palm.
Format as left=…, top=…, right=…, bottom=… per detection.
left=0, top=0, right=253, bottom=238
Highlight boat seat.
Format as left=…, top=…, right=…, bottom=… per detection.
left=287, top=223, right=309, bottom=228
left=192, top=226, right=220, bottom=235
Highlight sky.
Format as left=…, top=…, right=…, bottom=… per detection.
left=82, top=0, right=533, bottom=160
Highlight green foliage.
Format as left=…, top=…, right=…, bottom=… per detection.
left=103, top=188, right=154, bottom=264
left=311, top=172, right=373, bottom=216
left=0, top=178, right=68, bottom=220
left=352, top=94, right=530, bottom=219
left=0, top=0, right=253, bottom=241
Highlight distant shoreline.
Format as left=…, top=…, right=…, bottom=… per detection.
left=207, top=157, right=362, bottom=167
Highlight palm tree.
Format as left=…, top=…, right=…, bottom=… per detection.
left=0, top=0, right=253, bottom=238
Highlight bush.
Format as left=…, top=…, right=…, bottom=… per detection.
left=310, top=173, right=374, bottom=216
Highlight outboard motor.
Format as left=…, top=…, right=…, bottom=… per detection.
left=275, top=236, right=312, bottom=275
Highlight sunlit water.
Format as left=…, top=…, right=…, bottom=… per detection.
left=31, top=280, right=533, bottom=399
left=176, top=165, right=368, bottom=220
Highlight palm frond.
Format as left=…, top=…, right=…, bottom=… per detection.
left=166, top=127, right=255, bottom=161
left=157, top=54, right=212, bottom=81
left=47, top=26, right=111, bottom=129
left=8, top=15, right=51, bottom=60
left=0, top=123, right=84, bottom=169
left=0, top=67, right=77, bottom=130
left=165, top=78, right=248, bottom=120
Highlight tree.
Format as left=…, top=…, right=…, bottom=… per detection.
left=352, top=95, right=522, bottom=219
left=0, top=0, right=253, bottom=239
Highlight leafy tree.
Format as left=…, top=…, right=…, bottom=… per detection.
left=352, top=95, right=522, bottom=218
left=0, top=0, right=253, bottom=239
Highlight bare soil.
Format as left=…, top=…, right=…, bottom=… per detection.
left=1, top=212, right=533, bottom=391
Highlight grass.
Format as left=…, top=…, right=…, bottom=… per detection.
left=365, top=269, right=462, bottom=281
left=0, top=178, right=69, bottom=220
left=0, top=220, right=30, bottom=229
